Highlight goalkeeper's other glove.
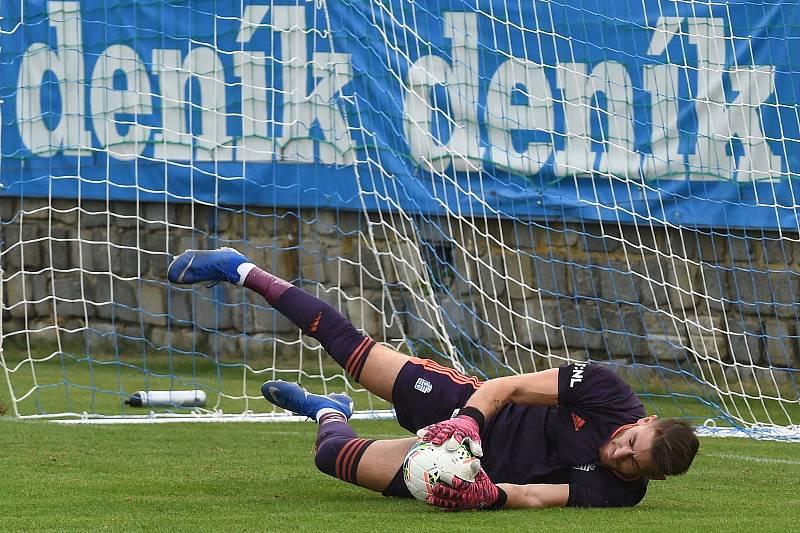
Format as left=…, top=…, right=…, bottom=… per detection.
left=427, top=469, right=507, bottom=511
left=417, top=406, right=484, bottom=457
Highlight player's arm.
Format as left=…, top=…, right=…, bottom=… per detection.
left=498, top=483, right=569, bottom=509
left=420, top=368, right=559, bottom=450
left=428, top=477, right=569, bottom=510
left=461, top=368, right=559, bottom=419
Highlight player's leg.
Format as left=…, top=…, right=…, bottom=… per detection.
left=262, top=380, right=414, bottom=493
left=316, top=420, right=416, bottom=493
left=354, top=439, right=417, bottom=492
left=167, top=248, right=409, bottom=401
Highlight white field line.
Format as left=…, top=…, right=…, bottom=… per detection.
left=704, top=451, right=800, bottom=466
left=265, top=431, right=410, bottom=439
left=48, top=410, right=396, bottom=424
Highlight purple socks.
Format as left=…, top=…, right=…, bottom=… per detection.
left=244, top=267, right=377, bottom=487
left=314, top=414, right=374, bottom=486
left=243, top=267, right=376, bottom=382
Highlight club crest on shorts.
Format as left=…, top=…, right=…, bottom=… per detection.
left=414, top=378, right=433, bottom=393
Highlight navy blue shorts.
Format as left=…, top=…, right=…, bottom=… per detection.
left=391, top=357, right=482, bottom=435
left=381, top=357, right=482, bottom=498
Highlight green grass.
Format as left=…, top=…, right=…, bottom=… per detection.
left=2, top=346, right=799, bottom=531
left=0, top=418, right=798, bottom=532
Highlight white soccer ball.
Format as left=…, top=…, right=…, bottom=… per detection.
left=402, top=438, right=481, bottom=502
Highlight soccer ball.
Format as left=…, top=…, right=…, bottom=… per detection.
left=402, top=438, right=481, bottom=502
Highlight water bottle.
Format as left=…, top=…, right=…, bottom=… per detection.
left=125, top=390, right=207, bottom=407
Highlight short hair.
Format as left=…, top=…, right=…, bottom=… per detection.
left=650, top=418, right=699, bottom=477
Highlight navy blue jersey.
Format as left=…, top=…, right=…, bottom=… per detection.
left=479, top=363, right=648, bottom=507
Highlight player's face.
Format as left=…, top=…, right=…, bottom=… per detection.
left=600, top=418, right=659, bottom=479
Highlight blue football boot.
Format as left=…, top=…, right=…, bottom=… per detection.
left=167, top=247, right=249, bottom=286
left=261, top=380, right=354, bottom=420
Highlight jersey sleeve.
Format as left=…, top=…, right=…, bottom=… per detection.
left=557, top=363, right=641, bottom=412
left=567, top=480, right=647, bottom=508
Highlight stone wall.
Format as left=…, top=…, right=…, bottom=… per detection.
left=2, top=197, right=799, bottom=384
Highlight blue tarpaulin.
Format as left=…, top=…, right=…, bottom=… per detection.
left=1, top=0, right=799, bottom=228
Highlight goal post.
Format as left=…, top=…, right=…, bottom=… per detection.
left=0, top=0, right=799, bottom=437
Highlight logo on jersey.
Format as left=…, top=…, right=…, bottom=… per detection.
left=572, top=463, right=596, bottom=472
left=569, top=362, right=588, bottom=388
left=414, top=378, right=433, bottom=394
left=571, top=412, right=586, bottom=431
left=308, top=311, right=323, bottom=333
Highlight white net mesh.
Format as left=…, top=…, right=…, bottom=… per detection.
left=0, top=0, right=798, bottom=436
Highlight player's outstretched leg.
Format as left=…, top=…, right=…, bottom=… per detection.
left=168, top=248, right=408, bottom=401
left=262, top=380, right=414, bottom=493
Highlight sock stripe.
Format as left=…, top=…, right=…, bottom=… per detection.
left=344, top=337, right=370, bottom=375
left=335, top=438, right=371, bottom=484
left=342, top=439, right=369, bottom=483
left=344, top=337, right=373, bottom=379
left=335, top=440, right=357, bottom=482
left=348, top=439, right=374, bottom=483
left=335, top=439, right=360, bottom=481
left=350, top=339, right=375, bottom=381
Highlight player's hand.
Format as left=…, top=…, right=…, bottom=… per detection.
left=416, top=415, right=483, bottom=457
left=427, top=469, right=506, bottom=511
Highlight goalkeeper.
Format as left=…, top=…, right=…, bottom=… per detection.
left=168, top=248, right=699, bottom=510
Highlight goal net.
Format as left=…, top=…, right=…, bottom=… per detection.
left=1, top=0, right=798, bottom=437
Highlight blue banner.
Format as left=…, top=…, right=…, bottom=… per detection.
left=2, top=0, right=800, bottom=228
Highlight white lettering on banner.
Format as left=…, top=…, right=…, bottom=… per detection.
left=486, top=59, right=553, bottom=175
left=553, top=62, right=639, bottom=178
left=402, top=13, right=781, bottom=181
left=590, top=61, right=638, bottom=177
left=570, top=362, right=587, bottom=388
left=405, top=12, right=482, bottom=173
left=17, top=1, right=91, bottom=156
left=90, top=45, right=152, bottom=160
left=189, top=47, right=236, bottom=162
left=687, top=17, right=734, bottom=179
left=271, top=6, right=355, bottom=165
left=554, top=63, right=593, bottom=177
left=152, top=47, right=234, bottom=162
left=234, top=5, right=273, bottom=161
left=642, top=63, right=684, bottom=178
left=274, top=6, right=312, bottom=163
left=643, top=17, right=685, bottom=178
left=151, top=49, right=192, bottom=161
left=727, top=66, right=781, bottom=181
left=305, top=52, right=355, bottom=165
left=683, top=17, right=780, bottom=180
left=15, top=1, right=355, bottom=163
left=642, top=16, right=780, bottom=180
left=234, top=46, right=272, bottom=160
left=9, top=5, right=784, bottom=180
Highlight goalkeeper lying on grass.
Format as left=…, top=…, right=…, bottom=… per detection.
left=168, top=248, right=699, bottom=510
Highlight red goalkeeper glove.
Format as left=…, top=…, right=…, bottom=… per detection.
left=427, top=469, right=507, bottom=511
left=417, top=406, right=484, bottom=457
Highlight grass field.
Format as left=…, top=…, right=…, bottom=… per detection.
left=2, top=347, right=799, bottom=532
left=0, top=418, right=798, bottom=532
